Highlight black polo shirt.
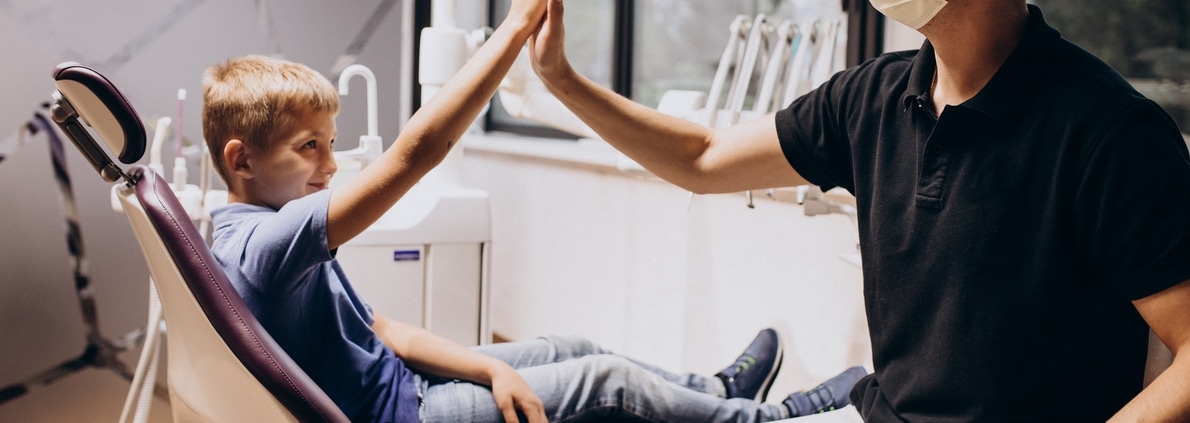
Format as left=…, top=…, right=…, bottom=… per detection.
left=776, top=5, right=1190, bottom=422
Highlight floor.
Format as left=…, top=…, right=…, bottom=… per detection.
left=0, top=368, right=171, bottom=423
left=0, top=333, right=513, bottom=422
left=0, top=356, right=864, bottom=423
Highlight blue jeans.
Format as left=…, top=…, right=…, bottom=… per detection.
left=416, top=335, right=789, bottom=422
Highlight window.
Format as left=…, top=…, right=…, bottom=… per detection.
left=1031, top=0, right=1190, bottom=143
left=486, top=0, right=867, bottom=138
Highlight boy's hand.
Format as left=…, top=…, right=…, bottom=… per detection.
left=507, top=0, right=548, bottom=34
left=528, top=0, right=569, bottom=80
left=489, top=364, right=546, bottom=423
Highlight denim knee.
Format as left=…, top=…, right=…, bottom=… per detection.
left=540, top=334, right=607, bottom=359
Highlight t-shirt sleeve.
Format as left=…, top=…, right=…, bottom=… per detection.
left=241, top=190, right=334, bottom=292
left=774, top=66, right=859, bottom=193
left=1076, top=99, right=1190, bottom=300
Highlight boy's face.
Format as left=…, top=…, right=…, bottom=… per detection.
left=246, top=108, right=338, bottom=209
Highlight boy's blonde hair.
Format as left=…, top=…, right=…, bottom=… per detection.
left=202, top=55, right=340, bottom=183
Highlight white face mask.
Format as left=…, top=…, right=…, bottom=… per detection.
left=869, top=0, right=948, bottom=30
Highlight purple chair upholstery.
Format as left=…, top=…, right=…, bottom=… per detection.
left=129, top=166, right=348, bottom=422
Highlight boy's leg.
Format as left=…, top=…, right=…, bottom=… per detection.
left=420, top=354, right=791, bottom=423
left=781, top=366, right=869, bottom=417
left=473, top=335, right=725, bottom=396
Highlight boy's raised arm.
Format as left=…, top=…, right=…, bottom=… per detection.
left=326, top=0, right=547, bottom=250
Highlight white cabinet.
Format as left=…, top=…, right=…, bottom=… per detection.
left=337, top=182, right=492, bottom=346
left=336, top=244, right=427, bottom=327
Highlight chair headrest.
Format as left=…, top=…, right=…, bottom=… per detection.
left=49, top=62, right=146, bottom=183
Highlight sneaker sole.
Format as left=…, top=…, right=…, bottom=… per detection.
left=755, top=334, right=784, bottom=402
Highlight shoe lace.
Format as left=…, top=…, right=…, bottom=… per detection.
left=720, top=355, right=757, bottom=381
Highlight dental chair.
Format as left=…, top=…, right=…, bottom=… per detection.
left=48, top=62, right=349, bottom=422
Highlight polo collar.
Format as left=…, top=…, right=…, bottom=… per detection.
left=900, top=5, right=1063, bottom=124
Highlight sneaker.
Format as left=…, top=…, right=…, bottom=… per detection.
left=783, top=366, right=868, bottom=416
left=715, top=328, right=783, bottom=402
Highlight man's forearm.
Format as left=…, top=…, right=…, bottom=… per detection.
left=539, top=67, right=717, bottom=191
left=1110, top=353, right=1190, bottom=422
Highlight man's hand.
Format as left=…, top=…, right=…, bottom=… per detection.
left=528, top=0, right=569, bottom=80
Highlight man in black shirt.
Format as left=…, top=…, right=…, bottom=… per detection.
left=529, top=0, right=1190, bottom=421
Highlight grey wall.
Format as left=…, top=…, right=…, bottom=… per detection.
left=0, top=0, right=410, bottom=387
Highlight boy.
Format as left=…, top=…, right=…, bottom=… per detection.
left=203, top=1, right=866, bottom=422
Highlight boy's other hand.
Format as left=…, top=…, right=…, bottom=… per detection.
left=490, top=364, right=547, bottom=423
left=529, top=0, right=569, bottom=80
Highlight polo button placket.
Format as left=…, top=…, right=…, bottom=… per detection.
left=915, top=108, right=953, bottom=209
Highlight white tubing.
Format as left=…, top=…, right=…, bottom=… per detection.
left=118, top=281, right=164, bottom=423
left=148, top=117, right=171, bottom=176
left=131, top=317, right=162, bottom=423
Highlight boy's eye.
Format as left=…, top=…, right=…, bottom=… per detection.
left=304, top=140, right=317, bottom=149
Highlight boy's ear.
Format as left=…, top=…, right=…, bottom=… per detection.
left=224, top=139, right=253, bottom=180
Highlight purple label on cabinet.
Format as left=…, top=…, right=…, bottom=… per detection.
left=393, top=249, right=420, bottom=262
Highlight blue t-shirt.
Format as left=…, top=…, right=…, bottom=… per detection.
left=211, top=190, right=418, bottom=423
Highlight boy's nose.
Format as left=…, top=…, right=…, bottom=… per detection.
left=321, top=151, right=338, bottom=176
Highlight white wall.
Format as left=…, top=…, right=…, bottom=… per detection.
left=462, top=138, right=872, bottom=398
left=884, top=18, right=926, bottom=52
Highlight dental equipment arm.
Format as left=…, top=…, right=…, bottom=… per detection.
left=529, top=0, right=807, bottom=194
left=755, top=20, right=796, bottom=115
left=1111, top=278, right=1190, bottom=422
left=702, top=16, right=749, bottom=128
left=325, top=0, right=547, bottom=250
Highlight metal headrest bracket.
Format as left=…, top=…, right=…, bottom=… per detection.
left=50, top=91, right=131, bottom=183
left=48, top=62, right=146, bottom=184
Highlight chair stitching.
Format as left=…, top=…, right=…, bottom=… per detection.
left=146, top=178, right=332, bottom=422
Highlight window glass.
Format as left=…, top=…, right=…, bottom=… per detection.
left=490, top=0, right=614, bottom=134
left=1032, top=0, right=1190, bottom=142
